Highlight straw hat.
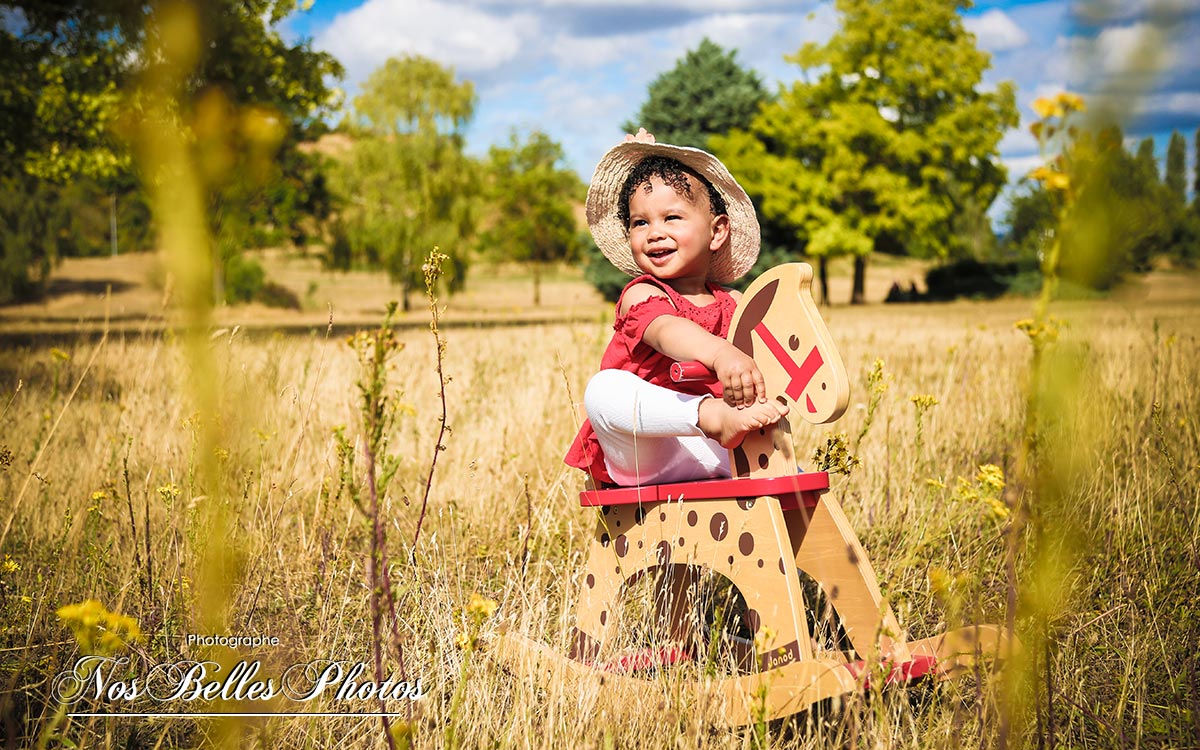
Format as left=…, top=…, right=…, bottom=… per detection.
left=585, top=140, right=760, bottom=284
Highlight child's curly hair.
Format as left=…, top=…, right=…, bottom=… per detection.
left=617, top=155, right=728, bottom=229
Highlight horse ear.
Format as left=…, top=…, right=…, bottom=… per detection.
left=727, top=263, right=849, bottom=425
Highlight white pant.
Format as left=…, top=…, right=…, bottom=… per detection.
left=584, top=369, right=730, bottom=486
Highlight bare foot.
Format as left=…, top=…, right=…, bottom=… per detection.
left=697, top=398, right=789, bottom=449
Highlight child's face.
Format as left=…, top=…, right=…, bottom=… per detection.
left=626, top=174, right=730, bottom=287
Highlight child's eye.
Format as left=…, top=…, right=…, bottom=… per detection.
left=630, top=218, right=647, bottom=228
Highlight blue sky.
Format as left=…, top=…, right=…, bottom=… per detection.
left=283, top=0, right=1200, bottom=220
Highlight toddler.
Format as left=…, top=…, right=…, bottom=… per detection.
left=565, top=130, right=788, bottom=487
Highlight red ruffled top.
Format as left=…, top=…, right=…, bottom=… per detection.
left=564, top=275, right=738, bottom=485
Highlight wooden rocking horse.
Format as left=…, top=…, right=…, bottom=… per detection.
left=496, top=263, right=1011, bottom=725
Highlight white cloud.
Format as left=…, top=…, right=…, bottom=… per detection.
left=1001, top=154, right=1044, bottom=181
left=315, top=0, right=538, bottom=82
left=1053, top=21, right=1182, bottom=91
left=1073, top=0, right=1196, bottom=24
left=1094, top=22, right=1175, bottom=76
left=964, top=9, right=1030, bottom=52
left=1149, top=90, right=1200, bottom=115
left=548, top=30, right=643, bottom=69
left=1000, top=124, right=1040, bottom=156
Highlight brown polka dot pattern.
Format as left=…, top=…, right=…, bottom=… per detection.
left=710, top=513, right=728, bottom=541
left=745, top=609, right=761, bottom=633
left=615, top=535, right=628, bottom=557
left=655, top=541, right=671, bottom=566
left=738, top=532, right=755, bottom=556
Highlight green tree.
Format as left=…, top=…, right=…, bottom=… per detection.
left=1135, top=137, right=1158, bottom=183
left=0, top=1, right=145, bottom=301
left=481, top=131, right=584, bottom=305
left=333, top=56, right=479, bottom=310
left=1063, top=125, right=1171, bottom=284
left=1165, top=130, right=1187, bottom=205
left=1194, top=126, right=1200, bottom=208
left=713, top=0, right=1017, bottom=304
left=1002, top=179, right=1057, bottom=264
left=0, top=0, right=342, bottom=304
left=623, top=38, right=769, bottom=150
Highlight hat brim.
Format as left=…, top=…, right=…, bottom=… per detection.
left=585, top=141, right=760, bottom=285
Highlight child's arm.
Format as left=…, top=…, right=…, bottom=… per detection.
left=644, top=316, right=765, bottom=407
left=621, top=284, right=766, bottom=407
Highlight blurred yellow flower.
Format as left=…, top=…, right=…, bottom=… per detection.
left=466, top=593, right=498, bottom=620
left=1029, top=166, right=1070, bottom=191
left=1031, top=96, right=1063, bottom=119
left=1, top=555, right=19, bottom=575
left=987, top=496, right=1011, bottom=521
left=1057, top=91, right=1085, bottom=112
left=976, top=464, right=1005, bottom=492
left=56, top=600, right=142, bottom=656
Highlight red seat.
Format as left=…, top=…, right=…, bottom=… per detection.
left=579, top=471, right=829, bottom=511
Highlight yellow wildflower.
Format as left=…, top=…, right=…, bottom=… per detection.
left=987, top=496, right=1011, bottom=521
left=56, top=600, right=142, bottom=656
left=157, top=483, right=181, bottom=503
left=925, top=477, right=946, bottom=490
left=1056, top=91, right=1085, bottom=113
left=976, top=464, right=1005, bottom=492
left=1029, top=165, right=1070, bottom=191
left=454, top=631, right=472, bottom=650
left=1, top=555, right=19, bottom=575
left=1031, top=96, right=1063, bottom=119
left=466, top=593, right=498, bottom=620
left=909, top=394, right=939, bottom=409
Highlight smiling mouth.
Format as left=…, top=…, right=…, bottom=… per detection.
left=647, top=249, right=675, bottom=259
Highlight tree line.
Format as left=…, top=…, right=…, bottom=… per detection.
left=2, top=0, right=1196, bottom=308
left=0, top=0, right=584, bottom=309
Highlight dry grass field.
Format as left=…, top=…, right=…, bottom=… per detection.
left=1, top=254, right=1198, bottom=749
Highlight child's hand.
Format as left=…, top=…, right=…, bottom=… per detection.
left=712, top=346, right=767, bottom=408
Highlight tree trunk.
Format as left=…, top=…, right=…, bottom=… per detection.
left=532, top=262, right=542, bottom=306
left=818, top=256, right=829, bottom=306
left=401, top=280, right=412, bottom=312
left=851, top=255, right=866, bottom=305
